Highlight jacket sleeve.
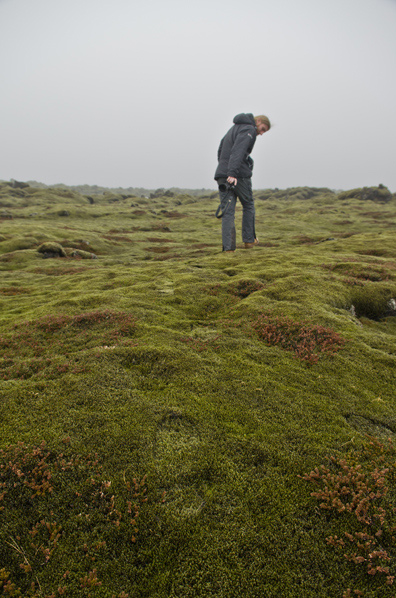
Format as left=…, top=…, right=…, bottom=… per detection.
left=217, top=136, right=224, bottom=162
left=227, top=125, right=255, bottom=177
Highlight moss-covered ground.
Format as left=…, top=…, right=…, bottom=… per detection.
left=1, top=182, right=396, bottom=597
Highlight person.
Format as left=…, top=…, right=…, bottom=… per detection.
left=214, top=113, right=270, bottom=252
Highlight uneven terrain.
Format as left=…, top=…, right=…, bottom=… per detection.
left=1, top=182, right=396, bottom=597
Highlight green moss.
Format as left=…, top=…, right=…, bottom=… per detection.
left=37, top=242, right=67, bottom=257
left=338, top=185, right=392, bottom=203
left=0, top=237, right=38, bottom=253
left=66, top=248, right=97, bottom=259
left=0, top=185, right=396, bottom=596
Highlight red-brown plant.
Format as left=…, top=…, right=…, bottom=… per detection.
left=252, top=313, right=346, bottom=364
left=301, top=438, right=396, bottom=596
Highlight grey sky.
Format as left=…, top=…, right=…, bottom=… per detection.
left=1, top=0, right=395, bottom=191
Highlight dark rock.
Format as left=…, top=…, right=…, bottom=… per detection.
left=71, top=250, right=97, bottom=259
left=316, top=237, right=335, bottom=244
left=385, top=298, right=396, bottom=317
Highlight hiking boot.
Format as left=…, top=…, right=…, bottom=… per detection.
left=244, top=238, right=259, bottom=249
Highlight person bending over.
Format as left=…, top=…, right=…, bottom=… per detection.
left=215, top=113, right=270, bottom=252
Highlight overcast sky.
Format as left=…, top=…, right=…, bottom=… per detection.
left=1, top=0, right=395, bottom=191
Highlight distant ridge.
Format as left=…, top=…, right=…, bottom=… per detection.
left=23, top=180, right=216, bottom=197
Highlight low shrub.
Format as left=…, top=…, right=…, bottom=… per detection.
left=0, top=287, right=30, bottom=296
left=252, top=314, right=346, bottom=364
left=300, top=438, right=396, bottom=597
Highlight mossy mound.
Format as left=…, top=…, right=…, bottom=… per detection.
left=0, top=237, right=38, bottom=253
left=68, top=249, right=98, bottom=259
left=338, top=185, right=392, bottom=203
left=37, top=242, right=67, bottom=258
left=349, top=284, right=395, bottom=320
left=256, top=186, right=335, bottom=201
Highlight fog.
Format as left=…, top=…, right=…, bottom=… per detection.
left=1, top=0, right=395, bottom=190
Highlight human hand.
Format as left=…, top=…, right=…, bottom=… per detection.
left=227, top=176, right=237, bottom=186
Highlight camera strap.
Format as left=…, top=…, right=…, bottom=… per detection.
left=215, top=184, right=236, bottom=219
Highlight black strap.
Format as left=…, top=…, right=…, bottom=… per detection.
left=215, top=184, right=236, bottom=219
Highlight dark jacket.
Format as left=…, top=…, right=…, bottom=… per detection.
left=214, top=113, right=257, bottom=180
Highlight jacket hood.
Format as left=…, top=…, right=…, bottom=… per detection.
left=233, top=113, right=255, bottom=126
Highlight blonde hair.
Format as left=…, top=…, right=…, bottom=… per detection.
left=254, top=115, right=271, bottom=130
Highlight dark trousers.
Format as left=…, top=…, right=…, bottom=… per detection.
left=217, top=177, right=256, bottom=251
